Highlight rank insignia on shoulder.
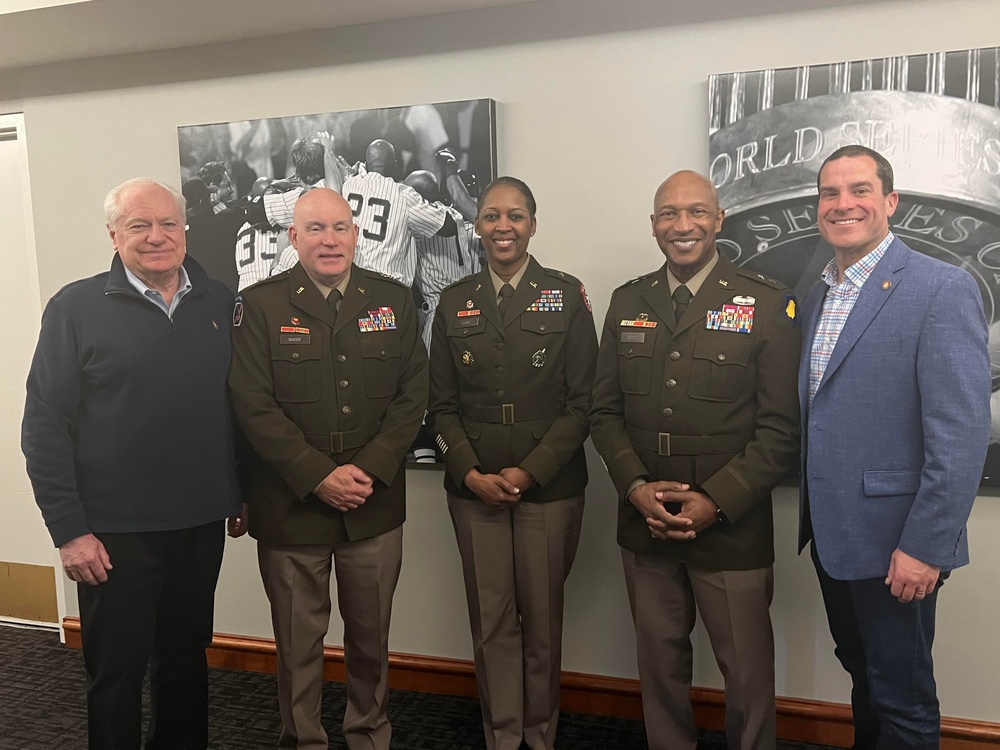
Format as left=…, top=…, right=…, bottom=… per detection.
left=784, top=294, right=798, bottom=327
left=233, top=298, right=244, bottom=327
left=706, top=304, right=754, bottom=333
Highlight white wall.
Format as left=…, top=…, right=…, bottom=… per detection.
left=5, top=0, right=999, bottom=723
left=0, top=113, right=53, bottom=570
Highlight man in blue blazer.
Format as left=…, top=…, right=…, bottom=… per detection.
left=799, top=145, right=990, bottom=750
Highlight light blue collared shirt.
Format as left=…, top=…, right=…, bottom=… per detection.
left=123, top=264, right=193, bottom=319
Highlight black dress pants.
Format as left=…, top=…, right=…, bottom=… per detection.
left=78, top=521, right=225, bottom=750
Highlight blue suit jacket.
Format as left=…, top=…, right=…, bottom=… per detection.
left=798, top=236, right=990, bottom=580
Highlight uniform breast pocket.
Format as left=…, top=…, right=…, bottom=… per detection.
left=271, top=343, right=323, bottom=403
left=520, top=312, right=565, bottom=337
left=359, top=334, right=401, bottom=398
left=617, top=328, right=657, bottom=395
left=688, top=332, right=751, bottom=402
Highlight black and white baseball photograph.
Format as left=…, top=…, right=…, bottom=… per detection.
left=708, top=46, right=1000, bottom=485
left=178, top=98, right=497, bottom=463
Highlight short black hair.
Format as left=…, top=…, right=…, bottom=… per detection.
left=476, top=176, right=537, bottom=218
left=817, top=145, right=894, bottom=195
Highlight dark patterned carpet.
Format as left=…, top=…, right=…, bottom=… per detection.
left=0, top=624, right=840, bottom=749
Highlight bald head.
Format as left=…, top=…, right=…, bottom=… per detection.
left=366, top=139, right=396, bottom=176
left=650, top=170, right=725, bottom=283
left=290, top=188, right=358, bottom=287
left=653, top=170, right=720, bottom=214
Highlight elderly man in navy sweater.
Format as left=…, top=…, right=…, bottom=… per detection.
left=22, top=177, right=245, bottom=750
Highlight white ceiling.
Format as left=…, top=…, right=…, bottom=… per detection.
left=0, top=0, right=539, bottom=70
left=0, top=0, right=883, bottom=73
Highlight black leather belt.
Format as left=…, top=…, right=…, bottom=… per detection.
left=303, top=423, right=381, bottom=453
left=462, top=402, right=564, bottom=425
left=627, top=428, right=753, bottom=456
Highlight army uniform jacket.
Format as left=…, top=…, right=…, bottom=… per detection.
left=428, top=256, right=598, bottom=503
left=229, top=262, right=428, bottom=544
left=590, top=254, right=800, bottom=569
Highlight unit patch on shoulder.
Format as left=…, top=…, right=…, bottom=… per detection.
left=580, top=283, right=592, bottom=313
left=784, top=294, right=798, bottom=327
left=232, top=297, right=244, bottom=327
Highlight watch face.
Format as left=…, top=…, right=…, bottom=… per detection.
left=710, top=49, right=1000, bottom=485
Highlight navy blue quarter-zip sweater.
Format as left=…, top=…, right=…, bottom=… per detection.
left=22, top=254, right=242, bottom=547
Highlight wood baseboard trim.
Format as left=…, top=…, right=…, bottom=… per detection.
left=62, top=617, right=999, bottom=749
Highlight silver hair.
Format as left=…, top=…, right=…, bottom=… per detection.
left=103, top=177, right=185, bottom=228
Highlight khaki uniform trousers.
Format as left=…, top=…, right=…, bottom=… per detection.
left=448, top=493, right=585, bottom=750
left=621, top=549, right=775, bottom=750
left=257, top=526, right=403, bottom=750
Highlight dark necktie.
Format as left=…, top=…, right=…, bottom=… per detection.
left=497, top=283, right=515, bottom=318
left=327, top=289, right=342, bottom=325
left=672, top=284, right=692, bottom=323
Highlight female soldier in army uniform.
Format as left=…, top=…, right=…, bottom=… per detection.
left=427, top=177, right=598, bottom=750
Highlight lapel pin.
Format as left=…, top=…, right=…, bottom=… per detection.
left=719, top=279, right=730, bottom=287
left=530, top=280, right=538, bottom=288
left=358, top=286, right=365, bottom=294
left=466, top=299, right=474, bottom=309
left=475, top=283, right=482, bottom=292
left=651, top=279, right=659, bottom=287
left=881, top=280, right=891, bottom=290
left=296, top=286, right=305, bottom=294
left=638, top=312, right=649, bottom=321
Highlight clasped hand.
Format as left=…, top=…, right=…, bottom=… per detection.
left=627, top=482, right=719, bottom=541
left=465, top=467, right=534, bottom=507
left=314, top=464, right=374, bottom=512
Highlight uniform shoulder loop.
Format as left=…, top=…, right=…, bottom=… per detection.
left=249, top=271, right=290, bottom=288
left=542, top=266, right=581, bottom=286
left=361, top=267, right=409, bottom=290
left=618, top=271, right=656, bottom=290
left=440, top=274, right=476, bottom=295
left=734, top=267, right=787, bottom=290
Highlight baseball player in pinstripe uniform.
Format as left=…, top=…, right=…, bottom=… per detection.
left=342, top=139, right=456, bottom=286
left=235, top=221, right=291, bottom=291
left=404, top=169, right=484, bottom=352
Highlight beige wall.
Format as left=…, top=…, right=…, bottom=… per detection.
left=4, top=0, right=999, bottom=723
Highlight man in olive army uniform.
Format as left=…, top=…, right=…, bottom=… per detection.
left=590, top=170, right=800, bottom=750
left=228, top=187, right=427, bottom=750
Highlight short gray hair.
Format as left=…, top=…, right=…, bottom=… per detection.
left=104, top=177, right=185, bottom=227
